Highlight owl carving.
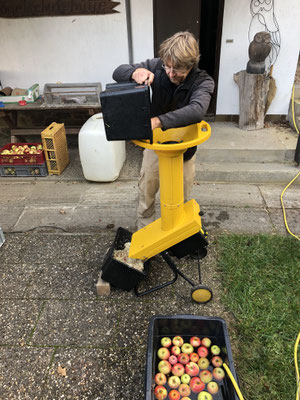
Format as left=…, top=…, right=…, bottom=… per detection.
left=246, top=31, right=272, bottom=74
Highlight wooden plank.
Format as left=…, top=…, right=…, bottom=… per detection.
left=11, top=128, right=80, bottom=135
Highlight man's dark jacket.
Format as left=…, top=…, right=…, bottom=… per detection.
left=113, top=58, right=214, bottom=160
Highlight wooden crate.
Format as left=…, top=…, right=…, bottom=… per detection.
left=41, top=123, right=69, bottom=175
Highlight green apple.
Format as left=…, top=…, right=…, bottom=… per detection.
left=197, top=391, right=213, bottom=400
left=211, top=345, right=221, bottom=355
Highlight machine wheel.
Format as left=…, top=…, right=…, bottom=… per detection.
left=191, top=285, right=213, bottom=304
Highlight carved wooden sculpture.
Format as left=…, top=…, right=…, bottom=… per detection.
left=246, top=32, right=272, bottom=74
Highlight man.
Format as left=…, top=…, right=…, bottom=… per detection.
left=113, top=31, right=214, bottom=229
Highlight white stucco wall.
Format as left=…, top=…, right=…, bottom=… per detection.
left=0, top=1, right=129, bottom=91
left=217, top=0, right=300, bottom=115
left=131, top=0, right=154, bottom=62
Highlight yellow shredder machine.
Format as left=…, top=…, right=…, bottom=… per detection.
left=128, top=121, right=212, bottom=303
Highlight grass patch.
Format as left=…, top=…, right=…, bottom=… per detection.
left=217, top=234, right=300, bottom=400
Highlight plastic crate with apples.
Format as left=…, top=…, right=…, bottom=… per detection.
left=0, top=142, right=45, bottom=165
left=145, top=315, right=239, bottom=400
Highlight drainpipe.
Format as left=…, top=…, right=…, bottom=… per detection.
left=125, top=0, right=134, bottom=64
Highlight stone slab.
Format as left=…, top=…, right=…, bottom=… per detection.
left=259, top=183, right=300, bottom=208
left=0, top=300, right=43, bottom=345
left=268, top=208, right=300, bottom=236
left=0, top=347, right=53, bottom=400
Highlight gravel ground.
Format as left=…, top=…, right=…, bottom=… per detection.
left=0, top=230, right=236, bottom=400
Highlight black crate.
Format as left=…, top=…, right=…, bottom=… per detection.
left=0, top=163, right=48, bottom=177
left=145, top=315, right=239, bottom=400
left=100, top=82, right=152, bottom=142
left=168, top=231, right=208, bottom=259
left=101, top=227, right=150, bottom=291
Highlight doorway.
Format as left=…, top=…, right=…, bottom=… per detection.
left=153, top=0, right=225, bottom=115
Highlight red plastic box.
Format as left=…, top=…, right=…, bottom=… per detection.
left=0, top=142, right=45, bottom=165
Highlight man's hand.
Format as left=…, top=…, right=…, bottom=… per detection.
left=132, top=68, right=154, bottom=86
left=151, top=117, right=162, bottom=130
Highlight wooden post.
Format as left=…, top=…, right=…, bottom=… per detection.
left=234, top=70, right=270, bottom=130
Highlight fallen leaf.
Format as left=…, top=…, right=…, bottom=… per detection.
left=59, top=210, right=66, bottom=215
left=57, top=365, right=67, bottom=377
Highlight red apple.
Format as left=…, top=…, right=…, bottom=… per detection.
left=178, top=383, right=191, bottom=397
left=168, top=375, right=181, bottom=389
left=181, top=373, right=191, bottom=385
left=211, top=355, right=223, bottom=367
left=197, top=357, right=210, bottom=370
left=168, top=389, right=180, bottom=400
left=201, top=337, right=211, bottom=348
left=190, top=376, right=205, bottom=393
left=212, top=367, right=225, bottom=380
left=211, top=345, right=221, bottom=355
left=168, top=355, right=178, bottom=365
left=207, top=381, right=219, bottom=394
left=154, top=385, right=168, bottom=400
left=198, top=391, right=213, bottom=400
left=155, top=372, right=167, bottom=386
left=178, top=353, right=189, bottom=365
left=172, top=336, right=184, bottom=347
left=171, top=345, right=181, bottom=356
left=158, top=360, right=172, bottom=375
left=197, top=346, right=209, bottom=358
left=190, top=352, right=199, bottom=363
left=157, top=347, right=170, bottom=360
left=161, top=337, right=172, bottom=348
left=181, top=343, right=194, bottom=354
left=190, top=336, right=201, bottom=347
left=199, top=369, right=213, bottom=383
left=172, top=363, right=185, bottom=377
left=185, top=361, right=200, bottom=377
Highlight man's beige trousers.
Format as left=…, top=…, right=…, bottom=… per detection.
left=137, top=148, right=196, bottom=229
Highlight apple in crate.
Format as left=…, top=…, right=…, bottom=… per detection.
left=171, top=345, right=181, bottom=356
left=168, top=389, right=180, bottom=400
left=201, top=337, right=211, bottom=348
left=190, top=376, right=205, bottom=393
left=177, top=353, right=189, bottom=365
left=155, top=372, right=167, bottom=386
left=172, top=363, right=185, bottom=377
left=157, top=347, right=170, bottom=360
left=199, top=370, right=213, bottom=383
left=197, top=357, right=210, bottom=370
left=181, top=343, right=194, bottom=354
left=168, top=375, right=181, bottom=389
left=158, top=360, right=172, bottom=375
left=178, top=383, right=191, bottom=397
left=161, top=337, right=172, bottom=348
left=211, top=355, right=223, bottom=367
left=181, top=398, right=192, bottom=400
left=207, top=381, right=219, bottom=395
left=211, top=345, right=221, bottom=355
left=190, top=336, right=201, bottom=347
left=181, top=373, right=191, bottom=384
left=172, top=336, right=184, bottom=347
left=168, top=355, right=178, bottom=365
left=197, top=391, right=213, bottom=400
left=154, top=385, right=168, bottom=400
left=185, top=361, right=199, bottom=377
left=197, top=346, right=209, bottom=358
left=212, top=367, right=225, bottom=380
left=190, top=352, right=199, bottom=363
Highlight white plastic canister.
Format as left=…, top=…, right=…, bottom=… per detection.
left=79, top=113, right=126, bottom=182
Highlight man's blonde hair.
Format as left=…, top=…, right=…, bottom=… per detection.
left=159, top=31, right=200, bottom=70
